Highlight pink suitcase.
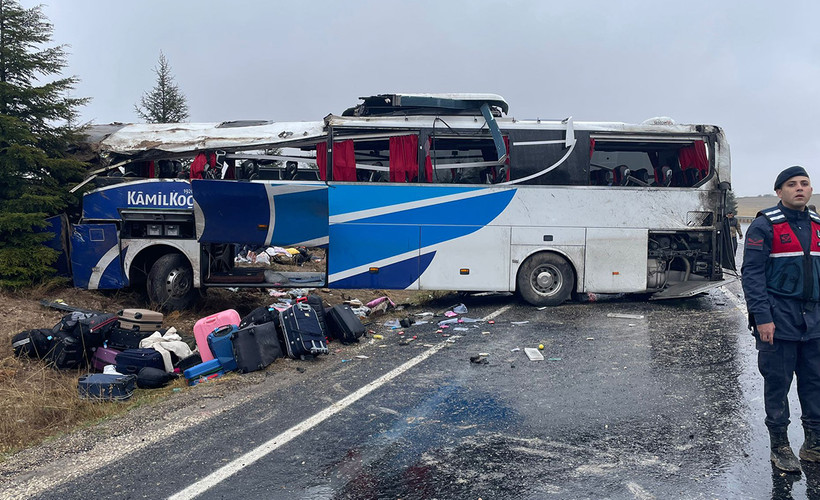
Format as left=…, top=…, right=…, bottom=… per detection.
left=91, top=346, right=123, bottom=372
left=193, top=309, right=240, bottom=362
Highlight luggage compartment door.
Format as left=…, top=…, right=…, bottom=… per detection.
left=70, top=223, right=126, bottom=289
left=418, top=225, right=510, bottom=290
left=583, top=228, right=648, bottom=292
left=328, top=223, right=421, bottom=290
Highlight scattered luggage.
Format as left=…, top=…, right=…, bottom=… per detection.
left=175, top=352, right=203, bottom=372
left=117, top=308, right=164, bottom=332
left=302, top=295, right=329, bottom=336
left=183, top=358, right=224, bottom=385
left=47, top=330, right=87, bottom=370
left=115, top=348, right=165, bottom=375
left=238, top=305, right=277, bottom=329
left=280, top=303, right=329, bottom=359
left=136, top=366, right=178, bottom=389
left=53, top=311, right=118, bottom=349
left=193, top=309, right=240, bottom=362
left=90, top=346, right=122, bottom=372
left=12, top=328, right=53, bottom=359
left=106, top=327, right=156, bottom=351
left=231, top=322, right=283, bottom=373
left=326, top=304, right=365, bottom=343
left=208, top=325, right=238, bottom=372
left=78, top=373, right=137, bottom=401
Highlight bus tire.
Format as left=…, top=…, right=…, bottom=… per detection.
left=516, top=253, right=575, bottom=306
left=147, top=253, right=197, bottom=311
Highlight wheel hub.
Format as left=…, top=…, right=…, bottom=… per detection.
left=533, top=265, right=562, bottom=296
left=165, top=268, right=191, bottom=297
left=536, top=270, right=555, bottom=289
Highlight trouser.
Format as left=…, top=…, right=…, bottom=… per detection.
left=757, top=336, right=820, bottom=430
left=732, top=237, right=738, bottom=255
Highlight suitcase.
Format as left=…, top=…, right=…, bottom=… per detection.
left=46, top=330, right=87, bottom=370
left=53, top=312, right=118, bottom=349
left=78, top=373, right=137, bottom=401
left=136, top=366, right=177, bottom=389
left=175, top=352, right=203, bottom=372
left=279, top=303, right=328, bottom=359
left=183, top=358, right=224, bottom=385
left=90, top=346, right=122, bottom=372
left=208, top=325, right=238, bottom=372
left=105, top=327, right=156, bottom=351
left=115, top=348, right=165, bottom=375
left=12, top=328, right=53, bottom=359
left=117, top=309, right=164, bottom=332
left=231, top=322, right=283, bottom=373
left=326, top=304, right=365, bottom=343
left=193, top=309, right=241, bottom=362
left=301, top=295, right=329, bottom=336
left=238, top=305, right=277, bottom=329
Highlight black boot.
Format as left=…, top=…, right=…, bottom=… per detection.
left=800, top=428, right=820, bottom=462
left=771, top=428, right=801, bottom=472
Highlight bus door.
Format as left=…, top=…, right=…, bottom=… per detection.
left=70, top=223, right=126, bottom=289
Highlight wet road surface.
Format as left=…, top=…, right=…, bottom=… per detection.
left=9, top=256, right=820, bottom=498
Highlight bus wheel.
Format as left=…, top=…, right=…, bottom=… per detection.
left=517, top=253, right=575, bottom=306
left=147, top=253, right=197, bottom=311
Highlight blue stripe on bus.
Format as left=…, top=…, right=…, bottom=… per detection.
left=352, top=189, right=515, bottom=226
left=329, top=185, right=483, bottom=216
left=329, top=224, right=420, bottom=275
left=331, top=252, right=436, bottom=289
left=269, top=189, right=329, bottom=246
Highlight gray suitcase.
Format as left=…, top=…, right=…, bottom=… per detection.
left=117, top=308, right=163, bottom=331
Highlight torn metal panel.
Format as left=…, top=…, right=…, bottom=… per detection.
left=99, top=121, right=326, bottom=157
left=649, top=277, right=737, bottom=300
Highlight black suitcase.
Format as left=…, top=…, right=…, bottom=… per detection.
left=106, top=326, right=156, bottom=350
left=136, top=367, right=178, bottom=389
left=231, top=322, right=283, bottom=373
left=12, top=328, right=53, bottom=359
left=47, top=330, right=87, bottom=370
left=115, top=348, right=165, bottom=375
left=78, top=373, right=137, bottom=401
left=53, top=311, right=118, bottom=349
left=303, top=295, right=329, bottom=336
left=326, top=304, right=365, bottom=343
left=175, top=352, right=203, bottom=372
left=238, top=305, right=277, bottom=329
left=279, top=303, right=329, bottom=359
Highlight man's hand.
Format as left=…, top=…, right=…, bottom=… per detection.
left=758, top=322, right=775, bottom=344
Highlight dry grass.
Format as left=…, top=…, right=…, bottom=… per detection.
left=0, top=283, right=436, bottom=460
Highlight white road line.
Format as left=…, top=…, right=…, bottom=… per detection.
left=168, top=304, right=511, bottom=500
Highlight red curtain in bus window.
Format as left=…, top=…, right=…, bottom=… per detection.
left=333, top=140, right=357, bottom=181
left=589, top=138, right=595, bottom=159
left=389, top=135, right=418, bottom=182
left=678, top=140, right=709, bottom=177
left=190, top=153, right=207, bottom=179
left=316, top=142, right=327, bottom=180
left=148, top=161, right=155, bottom=178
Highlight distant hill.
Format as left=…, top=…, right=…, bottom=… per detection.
left=735, top=195, right=816, bottom=217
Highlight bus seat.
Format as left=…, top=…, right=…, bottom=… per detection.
left=632, top=168, right=650, bottom=185
left=656, top=166, right=673, bottom=187
left=684, top=168, right=701, bottom=186
left=591, top=169, right=613, bottom=186
left=614, top=165, right=631, bottom=186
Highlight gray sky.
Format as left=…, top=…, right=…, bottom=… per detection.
left=26, top=0, right=820, bottom=196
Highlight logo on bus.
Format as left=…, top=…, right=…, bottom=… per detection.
left=126, top=190, right=194, bottom=208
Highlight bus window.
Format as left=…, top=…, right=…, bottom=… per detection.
left=589, top=139, right=710, bottom=188
left=429, top=136, right=505, bottom=184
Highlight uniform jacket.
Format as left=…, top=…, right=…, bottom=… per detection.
left=741, top=203, right=820, bottom=340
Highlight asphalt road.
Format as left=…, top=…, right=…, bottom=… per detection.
left=7, top=243, right=819, bottom=499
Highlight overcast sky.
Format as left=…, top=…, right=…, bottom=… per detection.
left=24, top=0, right=820, bottom=196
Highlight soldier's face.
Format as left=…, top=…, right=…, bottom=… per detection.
left=777, top=176, right=813, bottom=210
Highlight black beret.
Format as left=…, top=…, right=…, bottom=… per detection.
left=774, top=165, right=809, bottom=190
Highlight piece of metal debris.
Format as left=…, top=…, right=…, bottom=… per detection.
left=606, top=313, right=645, bottom=319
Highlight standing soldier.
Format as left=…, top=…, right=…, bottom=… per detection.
left=742, top=166, right=820, bottom=473
left=726, top=211, right=743, bottom=255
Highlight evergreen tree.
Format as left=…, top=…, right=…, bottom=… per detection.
left=134, top=52, right=189, bottom=123
left=0, top=0, right=89, bottom=288
left=726, top=190, right=738, bottom=214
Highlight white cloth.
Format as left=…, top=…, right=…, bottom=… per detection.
left=138, top=327, right=192, bottom=372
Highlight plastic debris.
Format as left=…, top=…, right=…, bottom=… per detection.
left=511, top=321, right=529, bottom=325
left=488, top=320, right=495, bottom=324
left=438, top=318, right=460, bottom=326
left=607, top=313, right=645, bottom=319
left=453, top=303, right=468, bottom=314
left=524, top=348, right=544, bottom=361
left=586, top=337, right=595, bottom=341
left=373, top=334, right=383, bottom=340
left=444, top=311, right=458, bottom=318
left=453, top=327, right=469, bottom=331
left=384, top=319, right=401, bottom=329
left=537, top=306, right=547, bottom=310
left=366, top=296, right=396, bottom=309
left=510, top=347, right=521, bottom=352
left=355, top=355, right=369, bottom=359
left=417, top=312, right=434, bottom=317
left=482, top=331, right=490, bottom=335
left=459, top=317, right=480, bottom=323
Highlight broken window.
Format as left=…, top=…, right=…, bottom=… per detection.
left=428, top=135, right=507, bottom=184
left=589, top=138, right=710, bottom=187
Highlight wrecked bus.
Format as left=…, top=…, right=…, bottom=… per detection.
left=59, top=93, right=736, bottom=310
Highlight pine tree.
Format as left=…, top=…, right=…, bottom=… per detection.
left=726, top=190, right=738, bottom=214
left=0, top=0, right=89, bottom=288
left=134, top=52, right=189, bottom=123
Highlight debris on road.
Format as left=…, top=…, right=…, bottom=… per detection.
left=524, top=348, right=544, bottom=361
left=607, top=313, right=645, bottom=319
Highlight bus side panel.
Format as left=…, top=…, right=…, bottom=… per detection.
left=70, top=224, right=126, bottom=289
left=328, top=224, right=421, bottom=290
left=418, top=226, right=511, bottom=291
left=584, top=228, right=648, bottom=292
left=193, top=180, right=328, bottom=246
